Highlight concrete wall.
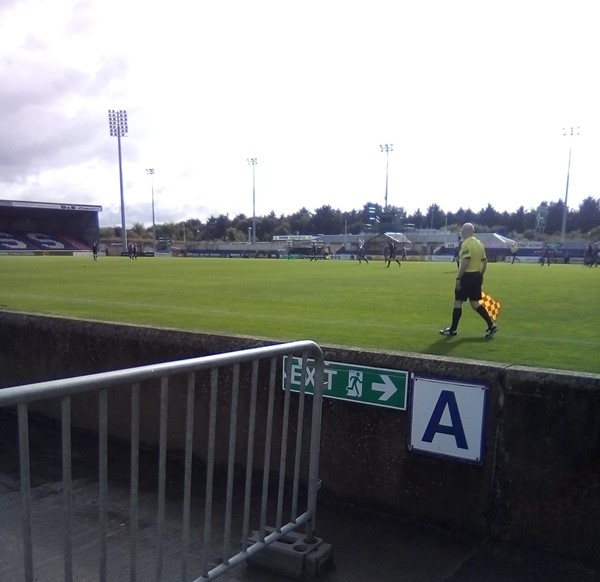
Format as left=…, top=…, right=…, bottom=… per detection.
left=1, top=311, right=598, bottom=565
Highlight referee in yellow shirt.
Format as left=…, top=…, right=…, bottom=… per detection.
left=440, top=223, right=498, bottom=338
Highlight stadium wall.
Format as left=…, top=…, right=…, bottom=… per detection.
left=0, top=311, right=598, bottom=566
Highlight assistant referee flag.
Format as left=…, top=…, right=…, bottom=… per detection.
left=481, top=292, right=501, bottom=321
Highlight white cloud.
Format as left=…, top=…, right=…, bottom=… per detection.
left=0, top=0, right=598, bottom=228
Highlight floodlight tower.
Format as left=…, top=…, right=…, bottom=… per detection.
left=108, top=109, right=129, bottom=251
left=561, top=127, right=580, bottom=244
left=146, top=168, right=156, bottom=251
left=247, top=157, right=258, bottom=243
left=380, top=144, right=393, bottom=212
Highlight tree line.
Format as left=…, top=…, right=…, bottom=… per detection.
left=101, top=196, right=600, bottom=244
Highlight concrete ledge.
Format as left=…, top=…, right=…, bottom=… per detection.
left=1, top=310, right=599, bottom=566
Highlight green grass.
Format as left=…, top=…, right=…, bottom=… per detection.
left=1, top=255, right=599, bottom=373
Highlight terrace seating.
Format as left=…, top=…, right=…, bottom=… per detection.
left=0, top=231, right=86, bottom=252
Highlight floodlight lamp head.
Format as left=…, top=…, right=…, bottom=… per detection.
left=108, top=109, right=128, bottom=137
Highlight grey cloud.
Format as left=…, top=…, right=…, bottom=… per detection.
left=0, top=49, right=130, bottom=181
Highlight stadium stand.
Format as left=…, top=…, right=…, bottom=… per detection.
left=0, top=232, right=86, bottom=252
left=0, top=199, right=101, bottom=255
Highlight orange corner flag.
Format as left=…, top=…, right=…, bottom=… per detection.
left=481, top=292, right=501, bottom=321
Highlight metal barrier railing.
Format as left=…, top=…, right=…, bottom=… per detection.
left=0, top=340, right=325, bottom=582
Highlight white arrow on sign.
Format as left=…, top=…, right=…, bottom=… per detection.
left=371, top=375, right=397, bottom=401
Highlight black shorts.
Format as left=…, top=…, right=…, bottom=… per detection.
left=455, top=271, right=483, bottom=302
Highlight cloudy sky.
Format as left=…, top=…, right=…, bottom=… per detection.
left=1, top=0, right=599, bottom=228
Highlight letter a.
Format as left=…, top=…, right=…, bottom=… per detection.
left=421, top=390, right=468, bottom=449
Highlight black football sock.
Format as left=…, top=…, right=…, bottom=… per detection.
left=476, top=305, right=494, bottom=327
left=451, top=308, right=462, bottom=330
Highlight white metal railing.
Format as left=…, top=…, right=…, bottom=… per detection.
left=0, top=340, right=325, bottom=582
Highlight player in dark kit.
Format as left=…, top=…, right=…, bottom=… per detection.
left=539, top=242, right=551, bottom=266
left=128, top=242, right=138, bottom=260
left=357, top=240, right=368, bottom=264
left=385, top=241, right=401, bottom=268
left=452, top=236, right=462, bottom=269
left=91, top=241, right=98, bottom=261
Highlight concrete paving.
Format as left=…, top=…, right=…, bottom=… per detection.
left=1, top=413, right=598, bottom=582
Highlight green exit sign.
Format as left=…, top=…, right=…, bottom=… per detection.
left=283, top=356, right=408, bottom=410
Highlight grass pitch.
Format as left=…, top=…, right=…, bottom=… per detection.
left=1, top=255, right=598, bottom=373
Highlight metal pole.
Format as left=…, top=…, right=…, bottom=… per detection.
left=108, top=110, right=129, bottom=253
left=146, top=169, right=156, bottom=251
left=561, top=147, right=571, bottom=244
left=561, top=127, right=580, bottom=244
left=385, top=150, right=389, bottom=211
left=117, top=133, right=127, bottom=251
left=247, top=158, right=258, bottom=243
left=152, top=182, right=156, bottom=251
left=380, top=144, right=393, bottom=212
